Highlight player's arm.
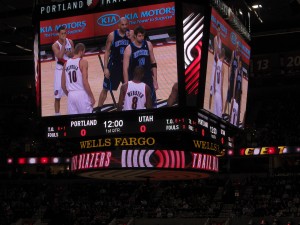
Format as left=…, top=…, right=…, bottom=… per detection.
left=103, top=32, right=113, bottom=78
left=52, top=42, right=65, bottom=60
left=147, top=41, right=158, bottom=90
left=213, top=64, right=217, bottom=93
left=80, top=59, right=95, bottom=106
left=239, top=70, right=243, bottom=121
left=117, top=83, right=127, bottom=111
left=123, top=45, right=131, bottom=83
left=232, top=63, right=238, bottom=98
left=213, top=36, right=218, bottom=59
left=65, top=39, right=74, bottom=58
left=167, top=82, right=178, bottom=107
left=61, top=63, right=68, bottom=96
left=145, top=84, right=153, bottom=109
left=221, top=64, right=224, bottom=109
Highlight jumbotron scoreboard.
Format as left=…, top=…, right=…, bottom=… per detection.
left=34, top=0, right=250, bottom=180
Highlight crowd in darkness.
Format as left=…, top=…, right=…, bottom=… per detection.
left=235, top=85, right=300, bottom=148
left=253, top=90, right=300, bottom=147
left=0, top=175, right=300, bottom=225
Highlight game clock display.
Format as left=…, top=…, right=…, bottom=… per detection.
left=45, top=108, right=231, bottom=152
left=46, top=108, right=188, bottom=138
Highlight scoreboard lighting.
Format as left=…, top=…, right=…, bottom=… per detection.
left=236, top=146, right=300, bottom=156
left=12, top=157, right=70, bottom=165
left=18, top=158, right=26, bottom=165
left=7, top=158, right=13, bottom=164
left=40, top=157, right=49, bottom=164
left=29, top=157, right=38, bottom=164
left=227, top=149, right=234, bottom=156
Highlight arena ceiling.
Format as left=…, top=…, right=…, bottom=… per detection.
left=0, top=0, right=299, bottom=60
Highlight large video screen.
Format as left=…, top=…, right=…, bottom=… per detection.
left=203, top=8, right=251, bottom=128
left=39, top=2, right=177, bottom=117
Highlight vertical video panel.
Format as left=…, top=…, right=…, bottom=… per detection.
left=203, top=8, right=251, bottom=128
left=182, top=3, right=205, bottom=106
left=39, top=2, right=177, bottom=117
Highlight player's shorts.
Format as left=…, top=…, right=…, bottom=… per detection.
left=210, top=61, right=217, bottom=95
left=213, top=92, right=222, bottom=118
left=67, top=90, right=92, bottom=115
left=54, top=68, right=65, bottom=99
left=103, top=65, right=123, bottom=91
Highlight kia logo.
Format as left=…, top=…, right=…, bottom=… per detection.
left=230, top=32, right=237, bottom=45
left=97, top=14, right=120, bottom=26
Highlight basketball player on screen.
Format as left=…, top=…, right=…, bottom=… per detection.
left=123, top=25, right=158, bottom=107
left=213, top=48, right=225, bottom=118
left=209, top=23, right=222, bottom=110
left=224, top=41, right=240, bottom=119
left=52, top=25, right=74, bottom=115
left=230, top=59, right=243, bottom=126
left=61, top=43, right=95, bottom=114
left=96, top=17, right=134, bottom=110
left=117, top=66, right=152, bottom=111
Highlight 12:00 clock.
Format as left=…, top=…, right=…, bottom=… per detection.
left=103, top=120, right=124, bottom=128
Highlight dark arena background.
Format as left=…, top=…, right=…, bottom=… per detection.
left=0, top=0, right=300, bottom=225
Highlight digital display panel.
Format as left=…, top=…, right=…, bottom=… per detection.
left=38, top=1, right=178, bottom=117
left=46, top=108, right=188, bottom=138
left=182, top=3, right=206, bottom=106
left=203, top=7, right=251, bottom=128
left=36, top=1, right=234, bottom=153
left=71, top=149, right=219, bottom=173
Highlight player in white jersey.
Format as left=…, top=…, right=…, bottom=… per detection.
left=209, top=23, right=222, bottom=109
left=117, top=66, right=152, bottom=111
left=61, top=43, right=95, bottom=115
left=213, top=48, right=225, bottom=118
left=52, top=25, right=74, bottom=115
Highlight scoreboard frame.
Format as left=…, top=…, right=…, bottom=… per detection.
left=33, top=0, right=244, bottom=140
left=34, top=0, right=250, bottom=131
left=32, top=0, right=248, bottom=179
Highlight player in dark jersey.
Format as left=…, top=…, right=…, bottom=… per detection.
left=123, top=26, right=158, bottom=106
left=96, top=17, right=134, bottom=109
left=230, top=59, right=243, bottom=126
left=223, top=41, right=240, bottom=118
left=234, top=59, right=243, bottom=106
